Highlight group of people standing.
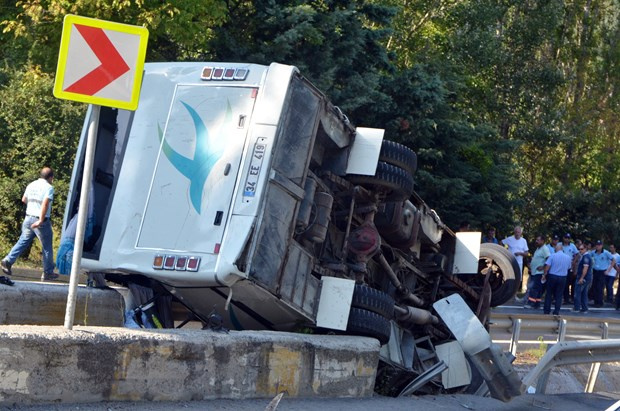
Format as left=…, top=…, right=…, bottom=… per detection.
left=483, top=226, right=619, bottom=316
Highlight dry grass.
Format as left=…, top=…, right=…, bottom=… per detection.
left=515, top=350, right=544, bottom=365
left=513, top=336, right=548, bottom=365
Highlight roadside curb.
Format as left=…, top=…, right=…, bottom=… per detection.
left=4, top=266, right=87, bottom=284
left=0, top=326, right=380, bottom=404
left=0, top=281, right=124, bottom=327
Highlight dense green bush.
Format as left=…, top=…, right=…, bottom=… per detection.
left=0, top=66, right=84, bottom=260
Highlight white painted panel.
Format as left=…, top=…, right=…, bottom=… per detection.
left=316, top=277, right=355, bottom=331
left=252, top=63, right=296, bottom=125
left=345, top=127, right=384, bottom=175
left=432, top=294, right=491, bottom=355
left=453, top=232, right=481, bottom=274
left=436, top=341, right=471, bottom=389
left=137, top=85, right=256, bottom=252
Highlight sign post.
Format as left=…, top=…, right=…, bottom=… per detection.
left=53, top=15, right=148, bottom=329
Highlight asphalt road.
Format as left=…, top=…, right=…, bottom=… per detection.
left=4, top=393, right=618, bottom=411
left=495, top=301, right=620, bottom=318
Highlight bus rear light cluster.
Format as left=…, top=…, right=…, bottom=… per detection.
left=153, top=255, right=200, bottom=272
left=201, top=66, right=249, bottom=81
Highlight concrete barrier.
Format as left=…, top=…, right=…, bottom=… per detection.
left=0, top=281, right=125, bottom=327
left=0, top=326, right=380, bottom=404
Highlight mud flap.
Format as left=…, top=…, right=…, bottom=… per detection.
left=433, top=294, right=524, bottom=402
left=316, top=277, right=355, bottom=330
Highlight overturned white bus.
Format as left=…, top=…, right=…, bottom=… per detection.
left=63, top=62, right=523, bottom=400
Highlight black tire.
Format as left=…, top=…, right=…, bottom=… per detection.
left=346, top=307, right=391, bottom=345
left=351, top=284, right=395, bottom=319
left=347, top=161, right=414, bottom=201
left=379, top=140, right=417, bottom=176
left=479, top=243, right=521, bottom=307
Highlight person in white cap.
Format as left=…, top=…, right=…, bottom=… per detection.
left=591, top=240, right=614, bottom=307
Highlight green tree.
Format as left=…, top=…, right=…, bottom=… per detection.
left=513, top=0, right=620, bottom=241
left=383, top=0, right=619, bottom=240
left=1, top=0, right=229, bottom=69
left=207, top=0, right=396, bottom=116
left=375, top=64, right=518, bottom=231
left=0, top=0, right=617, bottom=253
left=0, top=0, right=230, bottom=261
left=0, top=65, right=84, bottom=258
left=209, top=1, right=518, bottom=231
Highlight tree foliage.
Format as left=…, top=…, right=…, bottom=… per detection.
left=206, top=1, right=518, bottom=231
left=0, top=65, right=84, bottom=258
left=383, top=0, right=619, bottom=241
left=0, top=0, right=618, bottom=267
left=207, top=0, right=396, bottom=116
left=1, top=0, right=229, bottom=69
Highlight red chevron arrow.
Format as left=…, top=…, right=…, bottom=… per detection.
left=64, top=24, right=130, bottom=95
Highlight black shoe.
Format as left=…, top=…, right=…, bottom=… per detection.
left=1, top=260, right=12, bottom=276
left=41, top=272, right=59, bottom=281
left=0, top=275, right=14, bottom=286
left=580, top=309, right=589, bottom=313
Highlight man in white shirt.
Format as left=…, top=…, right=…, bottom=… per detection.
left=502, top=226, right=529, bottom=301
left=1, top=167, right=57, bottom=281
left=502, top=226, right=529, bottom=276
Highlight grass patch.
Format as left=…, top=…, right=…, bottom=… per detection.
left=515, top=336, right=548, bottom=364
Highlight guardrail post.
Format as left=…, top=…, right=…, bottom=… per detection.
left=585, top=322, right=609, bottom=393
left=557, top=318, right=567, bottom=342
left=535, top=344, right=552, bottom=394
left=536, top=318, right=567, bottom=394
left=509, top=318, right=522, bottom=357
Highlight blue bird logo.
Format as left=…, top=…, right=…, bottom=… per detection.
left=158, top=101, right=232, bottom=214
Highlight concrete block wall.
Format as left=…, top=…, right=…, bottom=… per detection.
left=0, top=282, right=125, bottom=327
left=0, top=326, right=380, bottom=404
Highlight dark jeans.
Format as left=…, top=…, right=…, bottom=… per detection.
left=527, top=275, right=544, bottom=307
left=592, top=270, right=606, bottom=305
left=563, top=269, right=575, bottom=302
left=574, top=275, right=592, bottom=311
left=544, top=274, right=567, bottom=315
left=604, top=275, right=616, bottom=303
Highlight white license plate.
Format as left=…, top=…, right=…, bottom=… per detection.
left=243, top=137, right=267, bottom=199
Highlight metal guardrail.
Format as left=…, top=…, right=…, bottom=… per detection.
left=490, top=312, right=620, bottom=355
left=522, top=339, right=620, bottom=394
left=489, top=312, right=620, bottom=394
